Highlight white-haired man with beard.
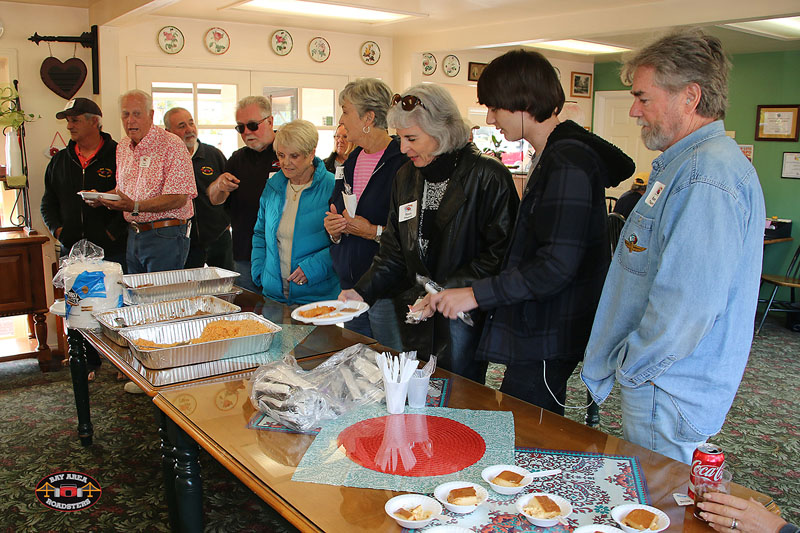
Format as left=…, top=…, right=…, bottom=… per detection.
left=581, top=29, right=765, bottom=464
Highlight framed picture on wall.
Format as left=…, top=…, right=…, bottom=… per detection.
left=467, top=62, right=487, bottom=82
left=570, top=72, right=592, bottom=98
left=755, top=105, right=800, bottom=141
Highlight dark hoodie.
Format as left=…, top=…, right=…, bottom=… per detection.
left=472, top=120, right=634, bottom=365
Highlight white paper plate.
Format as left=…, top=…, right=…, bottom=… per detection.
left=433, top=482, right=488, bottom=514
left=384, top=494, right=441, bottom=529
left=481, top=464, right=533, bottom=495
left=78, top=191, right=121, bottom=201
left=611, top=504, right=670, bottom=533
left=516, top=492, right=573, bottom=527
left=291, top=300, right=369, bottom=325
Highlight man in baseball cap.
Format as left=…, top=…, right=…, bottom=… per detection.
left=613, top=171, right=649, bottom=218
left=54, top=97, right=103, bottom=119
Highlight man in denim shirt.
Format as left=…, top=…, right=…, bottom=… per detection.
left=582, top=29, right=765, bottom=464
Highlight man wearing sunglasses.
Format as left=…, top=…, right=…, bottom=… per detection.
left=208, top=96, right=280, bottom=292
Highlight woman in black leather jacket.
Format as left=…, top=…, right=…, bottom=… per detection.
left=340, top=83, right=518, bottom=382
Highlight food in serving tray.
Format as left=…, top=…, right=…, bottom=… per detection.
left=447, top=486, right=479, bottom=506
left=492, top=469, right=525, bottom=487
left=622, top=509, right=659, bottom=530
left=133, top=319, right=275, bottom=349
left=394, top=505, right=432, bottom=521
left=523, top=495, right=561, bottom=518
left=297, top=305, right=337, bottom=318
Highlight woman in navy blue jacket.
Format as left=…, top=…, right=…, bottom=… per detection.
left=251, top=120, right=339, bottom=305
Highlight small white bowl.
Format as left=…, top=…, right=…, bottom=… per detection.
left=516, top=492, right=573, bottom=527
left=481, top=464, right=533, bottom=495
left=611, top=504, right=670, bottom=533
left=574, top=525, right=626, bottom=533
left=433, top=481, right=488, bottom=514
left=384, top=493, right=442, bottom=529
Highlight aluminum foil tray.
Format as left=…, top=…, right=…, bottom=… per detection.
left=94, top=296, right=241, bottom=347
left=122, top=267, right=240, bottom=305
left=120, top=312, right=281, bottom=370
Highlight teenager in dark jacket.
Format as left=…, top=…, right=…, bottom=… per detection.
left=341, top=83, right=518, bottom=382
left=41, top=98, right=127, bottom=266
left=324, top=79, right=409, bottom=350
left=430, top=50, right=634, bottom=413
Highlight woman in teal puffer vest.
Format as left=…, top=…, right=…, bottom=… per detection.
left=251, top=119, right=340, bottom=305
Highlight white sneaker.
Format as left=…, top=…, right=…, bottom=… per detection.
left=123, top=381, right=145, bottom=394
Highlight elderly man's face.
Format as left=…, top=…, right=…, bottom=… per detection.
left=397, top=124, right=440, bottom=167
left=333, top=125, right=349, bottom=156
left=235, top=104, right=274, bottom=151
left=629, top=66, right=684, bottom=152
left=120, top=94, right=154, bottom=145
left=65, top=114, right=99, bottom=144
left=165, top=108, right=198, bottom=152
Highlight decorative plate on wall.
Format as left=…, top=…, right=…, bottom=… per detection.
left=271, top=30, right=293, bottom=56
left=360, top=41, right=380, bottom=65
left=157, top=26, right=184, bottom=54
left=204, top=27, right=230, bottom=55
left=309, top=37, right=331, bottom=63
left=443, top=54, right=460, bottom=77
left=422, top=53, right=437, bottom=76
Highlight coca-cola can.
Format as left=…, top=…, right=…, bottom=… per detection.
left=689, top=443, right=726, bottom=500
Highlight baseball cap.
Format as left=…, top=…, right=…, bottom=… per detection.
left=56, top=98, right=102, bottom=119
left=633, top=172, right=649, bottom=187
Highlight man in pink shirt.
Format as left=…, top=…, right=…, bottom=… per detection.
left=99, top=90, right=197, bottom=274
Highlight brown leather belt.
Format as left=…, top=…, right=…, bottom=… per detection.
left=130, top=219, right=188, bottom=233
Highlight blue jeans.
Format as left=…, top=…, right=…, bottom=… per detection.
left=344, top=298, right=405, bottom=351
left=620, top=382, right=711, bottom=464
left=126, top=224, right=190, bottom=274
left=235, top=259, right=261, bottom=294
left=445, top=317, right=487, bottom=384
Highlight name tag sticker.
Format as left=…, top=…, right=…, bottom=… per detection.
left=335, top=166, right=345, bottom=180
left=645, top=181, right=665, bottom=207
left=399, top=200, right=417, bottom=223
left=139, top=156, right=151, bottom=168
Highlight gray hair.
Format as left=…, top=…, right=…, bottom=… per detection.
left=274, top=119, right=319, bottom=156
left=163, top=107, right=190, bottom=130
left=237, top=96, right=272, bottom=118
left=84, top=113, right=102, bottom=130
left=119, top=89, right=153, bottom=113
left=621, top=28, right=731, bottom=120
left=338, top=78, right=392, bottom=130
left=387, top=83, right=470, bottom=155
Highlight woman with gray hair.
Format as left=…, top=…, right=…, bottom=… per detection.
left=340, top=83, right=518, bottom=382
left=324, top=78, right=409, bottom=350
left=251, top=119, right=339, bottom=304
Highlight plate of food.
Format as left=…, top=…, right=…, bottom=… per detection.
left=78, top=190, right=121, bottom=201
left=516, top=492, right=572, bottom=527
left=384, top=493, right=441, bottom=529
left=611, top=504, right=669, bottom=533
left=291, top=300, right=369, bottom=325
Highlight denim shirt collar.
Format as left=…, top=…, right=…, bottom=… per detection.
left=650, top=120, right=725, bottom=174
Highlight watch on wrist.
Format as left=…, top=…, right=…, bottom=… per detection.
left=132, top=201, right=140, bottom=217
left=374, top=225, right=383, bottom=243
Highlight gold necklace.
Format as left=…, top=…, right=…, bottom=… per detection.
left=288, top=181, right=308, bottom=201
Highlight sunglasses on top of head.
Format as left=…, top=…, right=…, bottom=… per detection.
left=234, top=117, right=268, bottom=134
left=392, top=94, right=427, bottom=111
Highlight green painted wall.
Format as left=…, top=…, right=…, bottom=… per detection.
left=594, top=52, right=800, bottom=301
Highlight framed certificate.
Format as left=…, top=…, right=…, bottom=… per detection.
left=782, top=152, right=800, bottom=179
left=755, top=105, right=800, bottom=141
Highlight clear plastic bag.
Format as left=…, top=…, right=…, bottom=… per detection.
left=52, top=239, right=106, bottom=289
left=250, top=343, right=385, bottom=431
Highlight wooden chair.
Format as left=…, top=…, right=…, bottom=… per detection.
left=756, top=243, right=800, bottom=335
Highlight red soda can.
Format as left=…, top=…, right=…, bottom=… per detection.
left=689, top=443, right=726, bottom=500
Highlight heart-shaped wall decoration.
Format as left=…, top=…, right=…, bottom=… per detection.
left=40, top=57, right=87, bottom=100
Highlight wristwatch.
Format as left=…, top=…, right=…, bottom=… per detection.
left=132, top=201, right=140, bottom=217
left=374, top=225, right=383, bottom=243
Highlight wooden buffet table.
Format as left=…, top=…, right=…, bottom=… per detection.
left=154, top=356, right=772, bottom=533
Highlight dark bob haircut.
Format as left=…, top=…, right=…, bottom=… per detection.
left=477, top=49, right=565, bottom=122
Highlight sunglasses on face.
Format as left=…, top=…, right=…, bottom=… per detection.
left=392, top=94, right=427, bottom=111
left=234, top=117, right=268, bottom=134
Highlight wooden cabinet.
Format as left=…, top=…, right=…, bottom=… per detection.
left=0, top=227, right=52, bottom=370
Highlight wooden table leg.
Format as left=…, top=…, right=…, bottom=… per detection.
left=166, top=415, right=204, bottom=533
left=33, top=312, right=53, bottom=372
left=155, top=407, right=181, bottom=533
left=68, top=329, right=93, bottom=446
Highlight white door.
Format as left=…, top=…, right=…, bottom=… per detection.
left=593, top=90, right=659, bottom=199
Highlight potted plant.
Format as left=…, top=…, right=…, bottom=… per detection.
left=0, top=86, right=37, bottom=130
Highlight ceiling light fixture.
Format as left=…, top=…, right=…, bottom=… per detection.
left=231, top=0, right=425, bottom=23
left=723, top=16, right=800, bottom=40
left=523, top=39, right=630, bottom=55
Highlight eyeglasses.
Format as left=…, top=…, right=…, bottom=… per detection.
left=391, top=94, right=427, bottom=111
left=234, top=117, right=268, bottom=134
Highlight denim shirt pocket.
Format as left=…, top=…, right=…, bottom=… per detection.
left=616, top=211, right=654, bottom=276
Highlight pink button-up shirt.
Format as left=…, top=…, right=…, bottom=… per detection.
left=116, top=125, right=197, bottom=223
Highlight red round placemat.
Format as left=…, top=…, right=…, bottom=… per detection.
left=337, top=414, right=485, bottom=476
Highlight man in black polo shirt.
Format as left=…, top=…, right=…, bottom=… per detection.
left=208, top=96, right=280, bottom=292
left=164, top=107, right=233, bottom=270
